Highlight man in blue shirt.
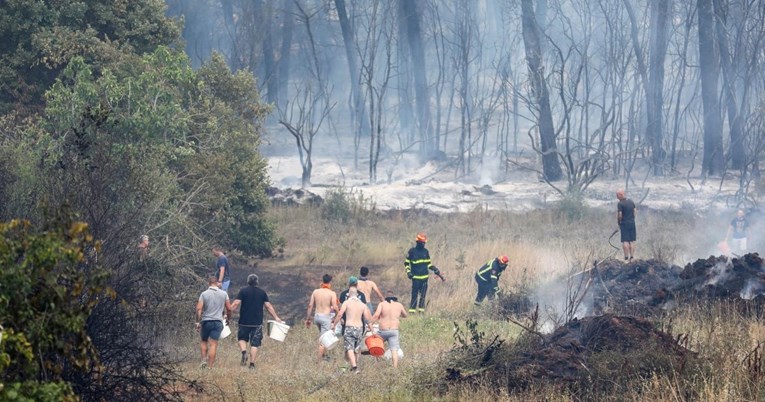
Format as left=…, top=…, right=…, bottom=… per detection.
left=213, top=246, right=231, bottom=291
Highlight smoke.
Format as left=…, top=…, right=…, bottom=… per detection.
left=740, top=279, right=765, bottom=300
left=702, top=260, right=733, bottom=287
left=531, top=269, right=594, bottom=334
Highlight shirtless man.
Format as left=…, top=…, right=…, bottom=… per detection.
left=332, top=288, right=372, bottom=373
left=356, top=266, right=384, bottom=312
left=305, top=274, right=338, bottom=361
left=373, top=291, right=408, bottom=368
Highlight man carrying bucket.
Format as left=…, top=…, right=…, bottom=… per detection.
left=306, top=274, right=338, bottom=361
left=373, top=291, right=408, bottom=368
left=196, top=276, right=232, bottom=368
left=332, top=287, right=372, bottom=373
left=231, top=274, right=283, bottom=370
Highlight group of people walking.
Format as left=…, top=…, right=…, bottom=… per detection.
left=196, top=271, right=283, bottom=369
left=306, top=269, right=407, bottom=372
left=194, top=235, right=512, bottom=372
left=193, top=188, right=753, bottom=371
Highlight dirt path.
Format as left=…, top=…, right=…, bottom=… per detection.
left=227, top=262, right=392, bottom=325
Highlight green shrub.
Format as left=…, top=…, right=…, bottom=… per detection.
left=320, top=187, right=377, bottom=225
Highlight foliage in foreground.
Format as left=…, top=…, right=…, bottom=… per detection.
left=0, top=219, right=106, bottom=401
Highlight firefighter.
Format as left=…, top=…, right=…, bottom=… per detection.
left=404, top=233, right=441, bottom=313
left=474, top=255, right=509, bottom=305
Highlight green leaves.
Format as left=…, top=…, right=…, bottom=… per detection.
left=0, top=219, right=106, bottom=401
left=40, top=47, right=279, bottom=258
left=0, top=0, right=180, bottom=114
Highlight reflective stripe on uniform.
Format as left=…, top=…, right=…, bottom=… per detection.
left=410, top=258, right=431, bottom=265
left=476, top=259, right=495, bottom=280
left=412, top=274, right=429, bottom=280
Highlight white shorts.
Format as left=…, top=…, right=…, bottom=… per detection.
left=731, top=237, right=747, bottom=253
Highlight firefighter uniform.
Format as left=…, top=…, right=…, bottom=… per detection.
left=405, top=234, right=440, bottom=313
left=474, top=256, right=508, bottom=305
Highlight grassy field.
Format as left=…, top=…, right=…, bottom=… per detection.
left=176, top=199, right=765, bottom=401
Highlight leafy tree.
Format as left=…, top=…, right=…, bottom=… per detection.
left=0, top=219, right=107, bottom=401
left=41, top=48, right=281, bottom=259
left=0, top=0, right=179, bottom=114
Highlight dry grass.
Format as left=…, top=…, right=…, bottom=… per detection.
left=176, top=200, right=765, bottom=401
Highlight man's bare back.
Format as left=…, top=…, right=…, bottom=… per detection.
left=374, top=300, right=407, bottom=330
left=309, top=288, right=337, bottom=315
left=340, top=297, right=371, bottom=328
left=356, top=279, right=382, bottom=304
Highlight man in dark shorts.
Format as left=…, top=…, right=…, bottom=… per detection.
left=616, top=189, right=637, bottom=260
left=196, top=276, right=232, bottom=368
left=231, top=274, right=283, bottom=370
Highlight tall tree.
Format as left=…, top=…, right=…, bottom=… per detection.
left=399, top=0, right=433, bottom=158
left=335, top=0, right=369, bottom=147
left=623, top=0, right=670, bottom=175
left=277, top=0, right=295, bottom=107
left=520, top=0, right=562, bottom=181
left=698, top=0, right=724, bottom=175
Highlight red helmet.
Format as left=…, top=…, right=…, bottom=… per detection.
left=415, top=233, right=427, bottom=243
left=498, top=255, right=509, bottom=265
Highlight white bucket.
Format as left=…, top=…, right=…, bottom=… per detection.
left=319, top=330, right=339, bottom=350
left=383, top=348, right=404, bottom=360
left=268, top=320, right=290, bottom=342
left=219, top=323, right=231, bottom=339
left=360, top=331, right=373, bottom=353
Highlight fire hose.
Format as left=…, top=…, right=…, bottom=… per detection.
left=607, top=228, right=620, bottom=251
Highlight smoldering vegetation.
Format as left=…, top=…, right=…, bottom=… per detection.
left=438, top=253, right=765, bottom=398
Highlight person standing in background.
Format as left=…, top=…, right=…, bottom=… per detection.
left=616, top=190, right=637, bottom=261
left=137, top=235, right=149, bottom=260
left=212, top=246, right=231, bottom=291
left=726, top=209, right=750, bottom=254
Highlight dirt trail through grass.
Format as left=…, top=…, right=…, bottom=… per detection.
left=227, top=262, right=394, bottom=324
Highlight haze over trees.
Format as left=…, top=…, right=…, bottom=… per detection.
left=2, top=0, right=765, bottom=399
left=168, top=0, right=765, bottom=196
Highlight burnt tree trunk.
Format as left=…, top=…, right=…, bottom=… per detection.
left=278, top=0, right=294, bottom=108
left=647, top=0, right=670, bottom=175
left=399, top=0, right=433, bottom=159
left=698, top=0, right=724, bottom=176
left=521, top=0, right=562, bottom=181
left=335, top=0, right=368, bottom=146
left=713, top=0, right=745, bottom=170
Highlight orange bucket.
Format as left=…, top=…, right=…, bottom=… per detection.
left=365, top=334, right=385, bottom=357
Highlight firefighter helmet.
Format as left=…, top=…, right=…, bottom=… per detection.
left=415, top=233, right=427, bottom=243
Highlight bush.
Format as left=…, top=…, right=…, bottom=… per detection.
left=320, top=187, right=377, bottom=225
left=0, top=218, right=106, bottom=401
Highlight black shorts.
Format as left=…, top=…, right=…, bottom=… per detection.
left=620, top=222, right=637, bottom=242
left=237, top=325, right=263, bottom=347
